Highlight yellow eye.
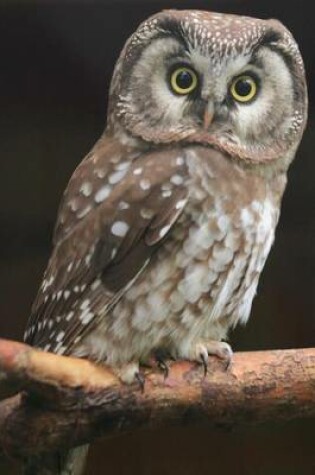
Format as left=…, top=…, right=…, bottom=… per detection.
left=230, top=75, right=258, bottom=103
left=170, top=67, right=198, bottom=95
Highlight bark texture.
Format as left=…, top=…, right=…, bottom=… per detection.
left=0, top=338, right=314, bottom=462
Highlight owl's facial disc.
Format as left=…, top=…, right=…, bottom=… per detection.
left=109, top=11, right=307, bottom=163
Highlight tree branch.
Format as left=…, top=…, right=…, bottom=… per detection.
left=0, top=338, right=314, bottom=462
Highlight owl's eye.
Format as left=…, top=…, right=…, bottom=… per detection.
left=170, top=67, right=198, bottom=95
left=230, top=75, right=258, bottom=103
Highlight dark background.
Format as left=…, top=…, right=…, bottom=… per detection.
left=0, top=1, right=314, bottom=474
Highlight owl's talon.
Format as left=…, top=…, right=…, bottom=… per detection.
left=206, top=341, right=233, bottom=370
left=157, top=359, right=169, bottom=379
left=178, top=340, right=232, bottom=375
left=224, top=357, right=232, bottom=371
left=116, top=362, right=143, bottom=387
left=116, top=363, right=145, bottom=391
left=153, top=349, right=172, bottom=379
left=192, top=342, right=209, bottom=377
left=135, top=371, right=145, bottom=393
left=200, top=351, right=208, bottom=377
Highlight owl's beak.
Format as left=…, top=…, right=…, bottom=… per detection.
left=203, top=102, right=214, bottom=130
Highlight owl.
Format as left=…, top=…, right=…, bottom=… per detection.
left=24, top=10, right=307, bottom=386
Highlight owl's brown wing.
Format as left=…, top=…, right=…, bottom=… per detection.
left=24, top=139, right=189, bottom=355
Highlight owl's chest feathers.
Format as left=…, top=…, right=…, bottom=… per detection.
left=172, top=150, right=280, bottom=329
left=108, top=149, right=281, bottom=351
left=90, top=149, right=282, bottom=364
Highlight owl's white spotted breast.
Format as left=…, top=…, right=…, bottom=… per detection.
left=78, top=146, right=283, bottom=365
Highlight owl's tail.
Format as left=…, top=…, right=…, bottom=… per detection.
left=24, top=444, right=89, bottom=475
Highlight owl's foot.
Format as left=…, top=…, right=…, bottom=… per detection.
left=116, top=362, right=145, bottom=391
left=181, top=340, right=233, bottom=376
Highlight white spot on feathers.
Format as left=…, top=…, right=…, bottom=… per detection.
left=95, top=185, right=111, bottom=203
left=175, top=198, right=187, bottom=210
left=118, top=201, right=130, bottom=210
left=80, top=311, right=94, bottom=325
left=140, top=208, right=154, bottom=219
left=159, top=225, right=171, bottom=239
left=162, top=190, right=172, bottom=198
left=80, top=299, right=90, bottom=310
left=140, top=179, right=151, bottom=190
left=95, top=168, right=106, bottom=179
left=64, top=290, right=70, bottom=300
left=111, top=221, right=129, bottom=237
left=108, top=169, right=127, bottom=185
left=115, top=161, right=129, bottom=171
left=77, top=205, right=92, bottom=219
left=80, top=182, right=93, bottom=197
left=56, top=331, right=65, bottom=343
left=133, top=167, right=143, bottom=175
left=91, top=279, right=101, bottom=291
left=66, top=311, right=74, bottom=322
left=170, top=175, right=184, bottom=186
left=68, top=199, right=79, bottom=212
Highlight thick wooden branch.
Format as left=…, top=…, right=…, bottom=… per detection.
left=0, top=338, right=314, bottom=462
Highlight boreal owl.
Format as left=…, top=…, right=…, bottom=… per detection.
left=25, top=8, right=308, bottom=381
left=24, top=10, right=307, bottom=472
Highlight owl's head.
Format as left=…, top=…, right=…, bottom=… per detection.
left=108, top=10, right=308, bottom=165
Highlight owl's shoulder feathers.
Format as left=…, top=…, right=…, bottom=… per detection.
left=25, top=138, right=189, bottom=353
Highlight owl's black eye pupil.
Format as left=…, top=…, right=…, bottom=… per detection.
left=176, top=71, right=193, bottom=89
left=234, top=78, right=252, bottom=97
